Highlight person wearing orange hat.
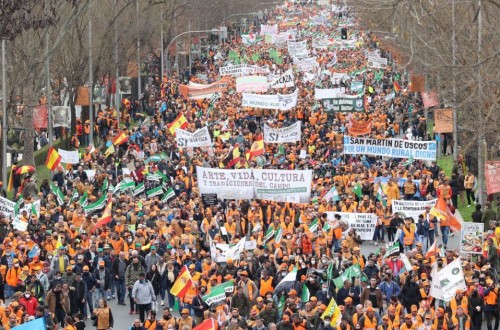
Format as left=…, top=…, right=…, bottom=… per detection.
left=5, top=259, right=21, bottom=299
left=433, top=307, right=451, bottom=330
left=238, top=270, right=258, bottom=301
left=484, top=278, right=499, bottom=330
left=400, top=314, right=415, bottom=330
left=449, top=289, right=470, bottom=317
left=451, top=306, right=472, bottom=330
left=357, top=306, right=377, bottom=329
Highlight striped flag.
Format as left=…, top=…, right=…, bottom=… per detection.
left=264, top=226, right=275, bottom=242
left=133, top=183, right=145, bottom=196
left=91, top=198, right=113, bottom=233
left=167, top=113, right=188, bottom=135
left=146, top=186, right=164, bottom=199
left=45, top=147, right=62, bottom=171
left=82, top=194, right=107, bottom=214
left=376, top=186, right=387, bottom=207
left=274, top=226, right=283, bottom=243
left=323, top=186, right=340, bottom=202
left=170, top=266, right=193, bottom=298
left=78, top=191, right=88, bottom=207
left=113, top=132, right=128, bottom=145
left=161, top=187, right=176, bottom=202
left=308, top=218, right=319, bottom=233
left=50, top=182, right=65, bottom=205
left=69, top=189, right=79, bottom=204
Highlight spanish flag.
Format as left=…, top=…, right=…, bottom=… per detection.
left=393, top=81, right=401, bottom=93
left=167, top=113, right=188, bottom=135
left=223, top=146, right=241, bottom=168
left=113, top=132, right=128, bottom=146
left=170, top=265, right=193, bottom=299
left=193, top=318, right=216, bottom=330
left=247, top=138, right=264, bottom=160
left=91, top=198, right=112, bottom=233
left=45, top=147, right=62, bottom=171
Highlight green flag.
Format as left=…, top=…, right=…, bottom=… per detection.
left=278, top=294, right=286, bottom=319
left=70, top=189, right=79, bottom=204
left=201, top=281, right=234, bottom=305
left=383, top=242, right=400, bottom=258
left=79, top=191, right=88, bottom=207
left=327, top=263, right=334, bottom=280
left=353, top=183, right=362, bottom=199
left=161, top=187, right=176, bottom=202
left=301, top=283, right=310, bottom=302
left=155, top=170, right=168, bottom=182
left=308, top=218, right=319, bottom=233
left=82, top=194, right=107, bottom=214
left=274, top=226, right=283, bottom=243
left=264, top=226, right=275, bottom=243
left=50, top=182, right=65, bottom=206
left=146, top=186, right=164, bottom=199
left=376, top=186, right=387, bottom=207
left=133, top=183, right=145, bottom=196
left=101, top=178, right=109, bottom=192
left=332, top=265, right=362, bottom=288
left=252, top=53, right=261, bottom=62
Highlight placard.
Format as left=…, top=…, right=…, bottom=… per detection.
left=367, top=56, right=387, bottom=69
left=52, top=106, right=71, bottom=128
left=434, top=109, right=453, bottom=133
left=0, top=196, right=16, bottom=218
left=486, top=161, right=500, bottom=195
left=269, top=69, right=295, bottom=89
left=391, top=199, right=437, bottom=220
left=196, top=167, right=254, bottom=200
left=294, top=57, right=318, bottom=72
left=322, top=97, right=364, bottom=112
left=202, top=193, right=218, bottom=206
left=175, top=127, right=212, bottom=147
left=314, top=88, right=345, bottom=100
left=242, top=90, right=298, bottom=111
left=264, top=121, right=301, bottom=143
left=33, top=105, right=48, bottom=129
left=460, top=222, right=483, bottom=254
left=325, top=212, right=377, bottom=240
left=343, top=136, right=437, bottom=161
left=179, top=79, right=229, bottom=99
left=59, top=149, right=80, bottom=164
left=253, top=169, right=312, bottom=203
left=287, top=40, right=309, bottom=58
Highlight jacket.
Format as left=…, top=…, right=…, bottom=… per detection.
left=46, top=289, right=70, bottom=313
left=126, top=263, right=145, bottom=288
left=360, top=286, right=384, bottom=309
left=82, top=272, right=97, bottom=291
left=378, top=280, right=401, bottom=302
left=93, top=267, right=112, bottom=290
left=231, top=293, right=251, bottom=316
left=132, top=279, right=156, bottom=304
left=73, top=279, right=88, bottom=301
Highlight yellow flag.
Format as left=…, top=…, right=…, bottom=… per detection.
left=105, top=144, right=115, bottom=158
left=321, top=298, right=341, bottom=327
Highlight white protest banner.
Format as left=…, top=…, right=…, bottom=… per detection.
left=219, top=64, right=247, bottom=76
left=245, top=65, right=270, bottom=75
left=20, top=200, right=40, bottom=217
left=287, top=40, right=309, bottom=58
left=460, top=222, right=484, bottom=254
left=52, top=106, right=71, bottom=128
left=236, top=76, right=268, bottom=93
left=391, top=199, right=437, bottom=220
left=325, top=212, right=377, bottom=240
left=278, top=89, right=298, bottom=110
left=312, top=37, right=329, bottom=49
left=242, top=90, right=298, bottom=111
left=264, top=121, right=301, bottom=143
left=294, top=57, right=318, bottom=72
left=367, top=56, right=388, bottom=69
left=399, top=253, right=413, bottom=271
left=58, top=149, right=80, bottom=164
left=314, top=88, right=345, bottom=100
left=260, top=24, right=278, bottom=35
left=0, top=196, right=15, bottom=218
left=175, top=127, right=212, bottom=148
left=244, top=240, right=257, bottom=250
left=437, top=258, right=467, bottom=301
left=197, top=167, right=312, bottom=202
left=253, top=169, right=312, bottom=203
left=242, top=93, right=280, bottom=110
left=196, top=167, right=254, bottom=200
left=270, top=69, right=295, bottom=89
left=430, top=262, right=445, bottom=300
left=343, top=136, right=437, bottom=161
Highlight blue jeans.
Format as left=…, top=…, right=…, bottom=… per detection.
left=85, top=291, right=94, bottom=317
left=167, top=290, right=175, bottom=308
left=109, top=276, right=115, bottom=296
left=440, top=226, right=450, bottom=246
left=5, top=285, right=16, bottom=299
left=115, top=277, right=126, bottom=303
left=418, top=235, right=429, bottom=252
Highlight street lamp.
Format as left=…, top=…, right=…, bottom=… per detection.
left=166, top=29, right=223, bottom=76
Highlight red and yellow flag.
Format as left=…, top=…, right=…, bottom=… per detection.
left=193, top=318, right=216, bottom=330
left=393, top=81, right=401, bottom=93
left=167, top=113, right=188, bottom=135
left=247, top=138, right=264, bottom=160
left=91, top=198, right=112, bottom=233
left=45, top=147, right=62, bottom=171
left=170, top=265, right=193, bottom=298
left=113, top=132, right=128, bottom=146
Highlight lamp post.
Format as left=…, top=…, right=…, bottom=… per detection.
left=166, top=30, right=223, bottom=76
left=88, top=0, right=94, bottom=145
left=1, top=40, right=6, bottom=186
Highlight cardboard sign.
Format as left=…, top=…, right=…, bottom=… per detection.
left=434, top=108, right=453, bottom=133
